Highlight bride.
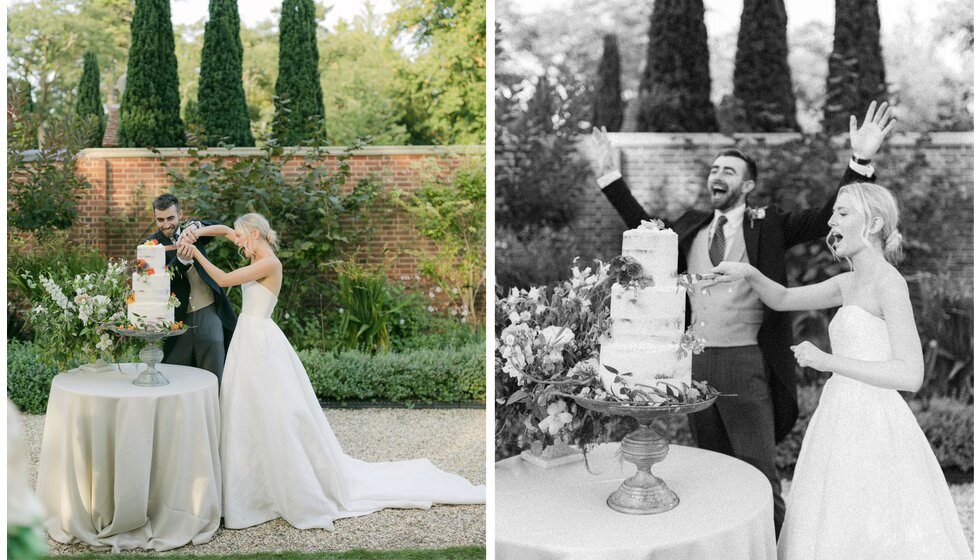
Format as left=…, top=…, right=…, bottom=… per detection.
left=712, top=184, right=970, bottom=559
left=177, top=213, right=485, bottom=530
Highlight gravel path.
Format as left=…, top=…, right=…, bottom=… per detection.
left=18, top=408, right=486, bottom=555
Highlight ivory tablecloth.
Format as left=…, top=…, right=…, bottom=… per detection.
left=37, top=364, right=221, bottom=552
left=496, top=443, right=776, bottom=560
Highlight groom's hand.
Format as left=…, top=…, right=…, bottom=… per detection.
left=849, top=101, right=896, bottom=160
left=590, top=126, right=617, bottom=178
left=791, top=341, right=832, bottom=372
left=176, top=242, right=195, bottom=261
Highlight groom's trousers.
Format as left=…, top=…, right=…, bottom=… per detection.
left=688, top=345, right=785, bottom=537
left=164, top=304, right=225, bottom=384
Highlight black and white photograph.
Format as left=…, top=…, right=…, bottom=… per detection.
left=494, top=0, right=973, bottom=558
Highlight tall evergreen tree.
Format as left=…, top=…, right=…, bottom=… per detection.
left=732, top=0, right=799, bottom=131
left=8, top=80, right=38, bottom=149
left=75, top=51, right=106, bottom=147
left=118, top=0, right=185, bottom=147
left=637, top=0, right=716, bottom=132
left=592, top=34, right=624, bottom=132
left=199, top=0, right=254, bottom=147
left=823, top=0, right=887, bottom=133
left=273, top=0, right=324, bottom=145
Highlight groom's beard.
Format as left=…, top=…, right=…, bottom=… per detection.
left=159, top=225, right=178, bottom=240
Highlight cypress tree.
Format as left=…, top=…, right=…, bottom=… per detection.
left=592, top=34, right=624, bottom=132
left=199, top=0, right=254, bottom=147
left=637, top=0, right=717, bottom=132
left=824, top=0, right=888, bottom=133
left=75, top=51, right=106, bottom=147
left=118, top=0, right=185, bottom=147
left=732, top=0, right=799, bottom=131
left=8, top=80, right=38, bottom=149
left=273, top=0, right=325, bottom=145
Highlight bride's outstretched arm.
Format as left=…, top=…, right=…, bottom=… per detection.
left=179, top=243, right=279, bottom=288
left=792, top=273, right=924, bottom=392
left=179, top=224, right=235, bottom=245
left=711, top=262, right=846, bottom=311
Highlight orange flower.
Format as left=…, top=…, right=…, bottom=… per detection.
left=170, top=323, right=180, bottom=331
left=146, top=268, right=155, bottom=276
left=144, top=239, right=160, bottom=246
left=126, top=292, right=136, bottom=304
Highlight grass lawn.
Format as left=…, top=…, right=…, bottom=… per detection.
left=51, top=546, right=486, bottom=559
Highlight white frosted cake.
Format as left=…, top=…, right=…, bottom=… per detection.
left=600, top=222, right=692, bottom=400
left=128, top=241, right=175, bottom=327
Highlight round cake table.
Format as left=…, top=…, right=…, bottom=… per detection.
left=36, top=364, right=221, bottom=552
left=495, top=443, right=776, bottom=560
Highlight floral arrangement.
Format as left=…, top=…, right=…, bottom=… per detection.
left=496, top=257, right=718, bottom=458
left=22, top=260, right=132, bottom=370
left=111, top=319, right=187, bottom=332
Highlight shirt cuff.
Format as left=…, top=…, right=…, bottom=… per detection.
left=597, top=170, right=623, bottom=188
left=848, top=159, right=874, bottom=177
left=177, top=256, right=193, bottom=265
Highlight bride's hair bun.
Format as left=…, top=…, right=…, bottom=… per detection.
left=884, top=230, right=903, bottom=263
left=235, top=213, right=280, bottom=251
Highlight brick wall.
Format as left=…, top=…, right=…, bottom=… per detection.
left=32, top=146, right=485, bottom=310
left=574, top=132, right=974, bottom=285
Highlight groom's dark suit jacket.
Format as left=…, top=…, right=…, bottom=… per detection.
left=602, top=165, right=874, bottom=443
left=146, top=221, right=237, bottom=355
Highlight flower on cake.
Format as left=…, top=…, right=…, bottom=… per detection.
left=143, top=239, right=160, bottom=246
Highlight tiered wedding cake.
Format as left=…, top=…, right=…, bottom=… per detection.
left=127, top=241, right=175, bottom=327
left=600, top=221, right=692, bottom=399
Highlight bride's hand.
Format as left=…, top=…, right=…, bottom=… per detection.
left=791, top=341, right=832, bottom=372
left=176, top=242, right=195, bottom=261
left=711, top=262, right=757, bottom=283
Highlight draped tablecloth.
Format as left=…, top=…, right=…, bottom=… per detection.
left=36, top=364, right=221, bottom=552
left=496, top=443, right=776, bottom=560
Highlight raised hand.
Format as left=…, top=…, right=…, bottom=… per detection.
left=589, top=126, right=617, bottom=177
left=849, top=101, right=896, bottom=160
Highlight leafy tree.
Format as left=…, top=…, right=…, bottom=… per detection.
left=591, top=34, right=624, bottom=132
left=198, top=0, right=254, bottom=147
left=637, top=0, right=717, bottom=132
left=118, top=0, right=186, bottom=147
left=823, top=0, right=887, bottom=133
left=7, top=80, right=39, bottom=150
left=75, top=51, right=106, bottom=147
left=319, top=8, right=410, bottom=145
left=732, top=0, right=799, bottom=131
left=390, top=0, right=486, bottom=144
left=273, top=0, right=325, bottom=145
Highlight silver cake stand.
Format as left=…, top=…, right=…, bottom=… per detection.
left=106, top=326, right=190, bottom=386
left=573, top=395, right=718, bottom=515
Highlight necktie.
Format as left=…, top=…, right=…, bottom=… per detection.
left=709, top=215, right=728, bottom=266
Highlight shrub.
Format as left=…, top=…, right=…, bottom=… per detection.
left=333, top=259, right=409, bottom=353
left=300, top=343, right=485, bottom=404
left=495, top=225, right=609, bottom=292
left=7, top=340, right=62, bottom=414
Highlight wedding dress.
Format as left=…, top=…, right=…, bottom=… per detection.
left=777, top=305, right=971, bottom=560
left=220, top=281, right=485, bottom=529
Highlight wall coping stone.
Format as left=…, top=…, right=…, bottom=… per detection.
left=592, top=132, right=974, bottom=148
left=77, top=145, right=485, bottom=160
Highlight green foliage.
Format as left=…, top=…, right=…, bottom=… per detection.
left=637, top=0, right=717, bottom=132
left=591, top=34, right=623, bottom=132
left=273, top=0, right=325, bottom=146
left=75, top=51, right=106, bottom=147
left=495, top=226, right=607, bottom=293
left=394, top=157, right=486, bottom=328
left=390, top=0, right=486, bottom=144
left=732, top=0, right=799, bottom=132
left=119, top=0, right=186, bottom=147
left=912, top=273, right=973, bottom=400
left=333, top=260, right=408, bottom=352
left=298, top=343, right=487, bottom=403
left=823, top=0, right=888, bottom=133
left=198, top=0, right=254, bottom=147
left=7, top=80, right=38, bottom=150
left=156, top=140, right=380, bottom=343
left=7, top=111, right=97, bottom=232
left=6, top=340, right=61, bottom=414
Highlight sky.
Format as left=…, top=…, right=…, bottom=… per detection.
left=170, top=0, right=396, bottom=30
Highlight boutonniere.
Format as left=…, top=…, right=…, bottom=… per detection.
left=748, top=207, right=767, bottom=228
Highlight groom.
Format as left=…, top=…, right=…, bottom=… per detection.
left=148, top=193, right=237, bottom=382
left=592, top=101, right=895, bottom=534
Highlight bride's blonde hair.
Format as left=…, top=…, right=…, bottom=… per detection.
left=234, top=213, right=279, bottom=254
left=826, top=182, right=903, bottom=264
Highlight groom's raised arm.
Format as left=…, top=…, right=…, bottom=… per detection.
left=590, top=127, right=657, bottom=230
left=783, top=101, right=895, bottom=246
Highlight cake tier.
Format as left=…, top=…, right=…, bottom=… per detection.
left=128, top=302, right=174, bottom=327
left=136, top=243, right=166, bottom=272
left=132, top=273, right=170, bottom=303
left=610, top=283, right=685, bottom=324
left=599, top=339, right=693, bottom=402
left=622, top=227, right=678, bottom=287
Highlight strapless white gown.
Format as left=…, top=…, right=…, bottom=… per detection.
left=777, top=305, right=971, bottom=559
left=220, top=281, right=485, bottom=529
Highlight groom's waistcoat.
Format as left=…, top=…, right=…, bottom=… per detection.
left=686, top=225, right=763, bottom=347
left=186, top=265, right=215, bottom=313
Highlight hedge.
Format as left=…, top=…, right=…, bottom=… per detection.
left=7, top=341, right=485, bottom=414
